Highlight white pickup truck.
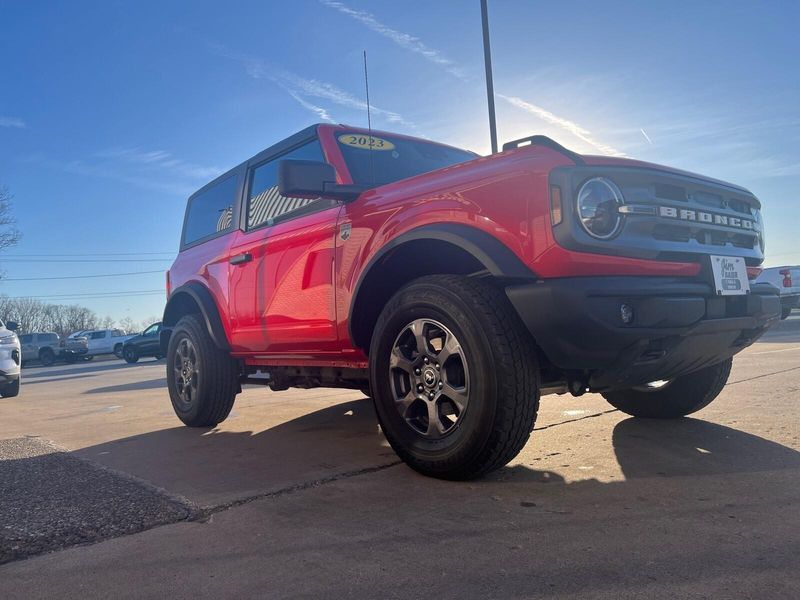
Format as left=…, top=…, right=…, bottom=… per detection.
left=755, top=266, right=800, bottom=319
left=77, top=328, right=136, bottom=358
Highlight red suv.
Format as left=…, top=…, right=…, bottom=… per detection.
left=163, top=124, right=780, bottom=479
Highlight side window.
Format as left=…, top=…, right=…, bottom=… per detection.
left=42, top=333, right=57, bottom=342
left=183, top=174, right=238, bottom=246
left=90, top=331, right=105, bottom=340
left=19, top=334, right=32, bottom=344
left=247, top=140, right=328, bottom=230
left=143, top=324, right=159, bottom=337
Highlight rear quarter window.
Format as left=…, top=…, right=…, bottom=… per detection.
left=183, top=175, right=238, bottom=246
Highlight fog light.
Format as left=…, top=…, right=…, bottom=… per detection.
left=620, top=303, right=634, bottom=324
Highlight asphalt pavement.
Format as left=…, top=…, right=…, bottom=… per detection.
left=0, top=315, right=798, bottom=598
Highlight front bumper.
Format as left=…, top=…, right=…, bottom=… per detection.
left=62, top=348, right=88, bottom=356
left=506, top=276, right=780, bottom=391
left=0, top=346, right=21, bottom=377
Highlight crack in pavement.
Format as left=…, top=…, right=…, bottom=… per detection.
left=727, top=366, right=800, bottom=386
left=192, top=460, right=404, bottom=521
left=534, top=408, right=619, bottom=431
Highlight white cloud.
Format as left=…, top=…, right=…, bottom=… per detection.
left=0, top=117, right=26, bottom=128
left=94, top=148, right=222, bottom=180
left=319, top=0, right=468, bottom=80
left=212, top=44, right=414, bottom=127
left=498, top=94, right=626, bottom=157
left=285, top=90, right=336, bottom=123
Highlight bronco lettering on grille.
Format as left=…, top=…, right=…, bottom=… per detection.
left=657, top=206, right=754, bottom=230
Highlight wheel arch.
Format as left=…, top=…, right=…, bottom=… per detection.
left=348, top=223, right=536, bottom=352
left=162, top=282, right=231, bottom=351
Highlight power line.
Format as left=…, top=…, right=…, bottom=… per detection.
left=2, top=289, right=163, bottom=300
left=2, top=251, right=174, bottom=257
left=1, top=258, right=173, bottom=263
left=2, top=270, right=164, bottom=281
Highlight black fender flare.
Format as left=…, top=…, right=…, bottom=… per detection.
left=348, top=223, right=536, bottom=346
left=162, top=282, right=231, bottom=351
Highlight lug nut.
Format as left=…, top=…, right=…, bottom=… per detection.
left=417, top=384, right=424, bottom=392
left=414, top=368, right=421, bottom=375
left=435, top=363, right=440, bottom=370
left=428, top=392, right=435, bottom=400
left=423, top=356, right=429, bottom=364
left=438, top=381, right=443, bottom=388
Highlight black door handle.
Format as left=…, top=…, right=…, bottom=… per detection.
left=229, top=252, right=253, bottom=265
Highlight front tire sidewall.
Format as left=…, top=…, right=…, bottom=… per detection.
left=370, top=287, right=498, bottom=474
left=39, top=350, right=55, bottom=367
left=123, top=347, right=139, bottom=363
left=1, top=378, right=20, bottom=398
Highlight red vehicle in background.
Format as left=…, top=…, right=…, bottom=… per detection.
left=162, top=123, right=780, bottom=479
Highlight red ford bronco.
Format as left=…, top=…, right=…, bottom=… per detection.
left=163, top=124, right=780, bottom=479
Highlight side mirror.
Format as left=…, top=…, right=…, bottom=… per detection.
left=278, top=160, right=365, bottom=202
left=6, top=321, right=17, bottom=331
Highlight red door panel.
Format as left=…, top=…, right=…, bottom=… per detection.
left=228, top=205, right=341, bottom=354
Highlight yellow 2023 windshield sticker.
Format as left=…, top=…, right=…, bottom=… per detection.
left=338, top=134, right=395, bottom=151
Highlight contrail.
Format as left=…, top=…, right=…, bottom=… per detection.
left=499, top=94, right=626, bottom=157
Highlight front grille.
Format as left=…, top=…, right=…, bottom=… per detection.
left=549, top=165, right=764, bottom=264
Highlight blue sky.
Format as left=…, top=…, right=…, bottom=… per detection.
left=1, top=0, right=798, bottom=323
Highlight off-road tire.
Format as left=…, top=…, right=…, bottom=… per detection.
left=39, top=348, right=55, bottom=367
left=167, top=314, right=239, bottom=427
left=123, top=347, right=139, bottom=364
left=602, top=358, right=733, bottom=419
left=369, top=275, right=540, bottom=480
left=1, top=378, right=20, bottom=398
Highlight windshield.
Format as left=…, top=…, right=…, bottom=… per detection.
left=336, top=132, right=477, bottom=186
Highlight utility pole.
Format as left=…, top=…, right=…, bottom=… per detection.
left=480, top=0, right=498, bottom=154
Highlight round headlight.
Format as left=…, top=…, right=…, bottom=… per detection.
left=576, top=177, right=624, bottom=239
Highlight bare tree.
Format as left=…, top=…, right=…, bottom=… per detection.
left=0, top=186, right=21, bottom=253
left=118, top=316, right=140, bottom=334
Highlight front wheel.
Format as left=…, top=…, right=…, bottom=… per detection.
left=39, top=348, right=55, bottom=367
left=123, top=347, right=139, bottom=364
left=166, top=314, right=239, bottom=427
left=0, top=378, right=19, bottom=398
left=602, top=358, right=732, bottom=419
left=369, top=275, right=540, bottom=480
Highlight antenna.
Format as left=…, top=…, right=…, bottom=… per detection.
left=363, top=50, right=375, bottom=184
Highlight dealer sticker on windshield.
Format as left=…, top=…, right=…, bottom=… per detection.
left=710, top=255, right=750, bottom=295
left=338, top=134, right=395, bottom=151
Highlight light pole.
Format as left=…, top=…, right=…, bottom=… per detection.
left=480, top=0, right=498, bottom=154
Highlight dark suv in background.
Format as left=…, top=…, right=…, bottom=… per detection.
left=121, top=322, right=166, bottom=363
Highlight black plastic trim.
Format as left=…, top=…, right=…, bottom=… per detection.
left=163, top=282, right=231, bottom=351
left=506, top=276, right=780, bottom=390
left=347, top=223, right=536, bottom=346
left=502, top=135, right=586, bottom=165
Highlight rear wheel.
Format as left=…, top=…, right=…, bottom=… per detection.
left=167, top=314, right=239, bottom=427
left=113, top=344, right=123, bottom=358
left=602, top=358, right=732, bottom=418
left=39, top=348, right=55, bottom=367
left=123, top=347, right=139, bottom=364
left=369, top=275, right=540, bottom=480
left=781, top=306, right=792, bottom=319
left=0, top=378, right=19, bottom=398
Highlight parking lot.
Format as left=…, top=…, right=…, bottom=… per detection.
left=1, top=316, right=798, bottom=598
